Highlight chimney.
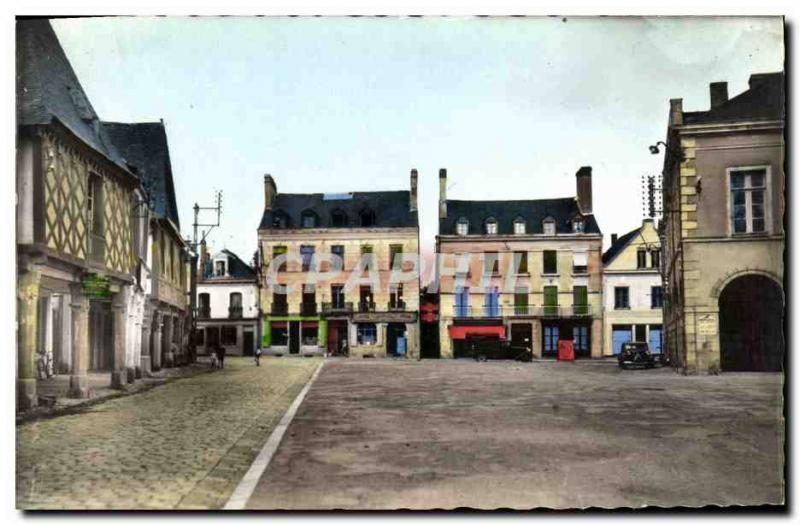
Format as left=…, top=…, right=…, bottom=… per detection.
left=409, top=168, right=418, bottom=212
left=611, top=233, right=618, bottom=245
left=264, top=174, right=277, bottom=210
left=576, top=166, right=593, bottom=215
left=710, top=81, right=728, bottom=109
left=438, top=168, right=447, bottom=219
left=669, top=98, right=683, bottom=127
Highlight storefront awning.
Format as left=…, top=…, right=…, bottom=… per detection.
left=448, top=325, right=505, bottom=340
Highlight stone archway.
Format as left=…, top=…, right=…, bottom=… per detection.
left=718, top=274, right=784, bottom=372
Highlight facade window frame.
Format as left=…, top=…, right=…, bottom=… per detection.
left=727, top=165, right=771, bottom=236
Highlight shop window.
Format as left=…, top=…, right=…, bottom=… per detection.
left=357, top=323, right=377, bottom=345
left=543, top=326, right=559, bottom=355
left=574, top=326, right=589, bottom=355
left=302, top=325, right=319, bottom=346
left=221, top=326, right=237, bottom=345
left=272, top=325, right=289, bottom=346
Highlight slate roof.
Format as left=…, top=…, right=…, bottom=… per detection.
left=101, top=122, right=181, bottom=228
left=16, top=18, right=130, bottom=172
left=601, top=226, right=641, bottom=265
left=439, top=198, right=601, bottom=236
left=258, top=191, right=418, bottom=230
left=202, top=249, right=257, bottom=281
left=683, top=72, right=785, bottom=125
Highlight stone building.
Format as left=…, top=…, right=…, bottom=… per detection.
left=659, top=72, right=784, bottom=372
left=257, top=172, right=420, bottom=358
left=196, top=247, right=261, bottom=357
left=601, top=219, right=663, bottom=356
left=16, top=20, right=145, bottom=408
left=436, top=167, right=604, bottom=359
left=101, top=121, right=191, bottom=372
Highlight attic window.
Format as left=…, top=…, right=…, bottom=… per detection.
left=543, top=217, right=556, bottom=236
left=301, top=210, right=318, bottom=228
left=573, top=218, right=585, bottom=233
left=513, top=217, right=526, bottom=235
left=485, top=217, right=498, bottom=235
left=359, top=208, right=376, bottom=227
left=456, top=217, right=469, bottom=236
left=272, top=211, right=290, bottom=228
left=331, top=209, right=348, bottom=227
left=214, top=260, right=227, bottom=277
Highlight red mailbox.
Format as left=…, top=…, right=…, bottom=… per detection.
left=557, top=340, right=575, bottom=362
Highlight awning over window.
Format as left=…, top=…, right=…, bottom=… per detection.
left=271, top=321, right=287, bottom=329
left=448, top=325, right=506, bottom=340
left=302, top=321, right=319, bottom=328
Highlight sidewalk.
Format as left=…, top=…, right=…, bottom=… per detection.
left=17, top=360, right=218, bottom=425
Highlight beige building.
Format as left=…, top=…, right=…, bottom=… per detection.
left=257, top=172, right=420, bottom=358
left=436, top=167, right=604, bottom=359
left=601, top=219, right=663, bottom=356
left=660, top=72, right=784, bottom=372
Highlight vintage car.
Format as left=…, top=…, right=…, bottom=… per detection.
left=617, top=341, right=667, bottom=369
left=468, top=338, right=533, bottom=362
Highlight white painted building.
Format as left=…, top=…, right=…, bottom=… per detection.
left=196, top=249, right=261, bottom=357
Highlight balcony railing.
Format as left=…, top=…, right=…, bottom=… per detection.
left=300, top=302, right=317, bottom=316
left=228, top=305, right=243, bottom=319
left=271, top=303, right=289, bottom=316
left=388, top=299, right=406, bottom=311
left=358, top=300, right=376, bottom=313
left=321, top=301, right=354, bottom=314
left=452, top=305, right=595, bottom=318
left=198, top=306, right=211, bottom=319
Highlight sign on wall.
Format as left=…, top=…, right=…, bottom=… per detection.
left=81, top=273, right=112, bottom=298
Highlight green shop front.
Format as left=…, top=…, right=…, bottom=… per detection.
left=263, top=315, right=327, bottom=356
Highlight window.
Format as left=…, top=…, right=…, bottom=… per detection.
left=359, top=285, right=374, bottom=310
left=543, top=250, right=558, bottom=274
left=543, top=326, right=559, bottom=355
left=229, top=292, right=242, bottom=308
left=361, top=244, right=373, bottom=254
left=271, top=324, right=288, bottom=346
left=485, top=217, right=498, bottom=235
left=199, top=293, right=210, bottom=317
left=272, top=292, right=288, bottom=314
left=484, top=287, right=500, bottom=317
left=300, top=245, right=315, bottom=272
left=331, top=209, right=348, bottom=227
left=390, top=284, right=404, bottom=308
left=572, top=219, right=584, bottom=233
left=651, top=286, right=663, bottom=309
left=456, top=217, right=469, bottom=236
left=514, top=287, right=528, bottom=315
left=301, top=325, right=318, bottom=346
left=730, top=168, right=767, bottom=234
left=514, top=251, right=528, bottom=274
left=651, top=249, right=661, bottom=269
left=389, top=244, right=403, bottom=269
left=455, top=287, right=470, bottom=317
left=88, top=173, right=104, bottom=236
left=359, top=208, right=376, bottom=227
left=513, top=218, right=526, bottom=235
left=357, top=323, right=377, bottom=345
left=272, top=210, right=290, bottom=228
left=543, top=286, right=558, bottom=315
left=484, top=252, right=499, bottom=275
left=637, top=249, right=647, bottom=269
left=574, top=326, right=589, bottom=356
left=543, top=218, right=556, bottom=236
left=573, top=286, right=588, bottom=315
left=221, top=326, right=237, bottom=345
left=614, top=287, right=630, bottom=309
left=572, top=252, right=588, bottom=275
left=196, top=328, right=205, bottom=346
left=331, top=245, right=345, bottom=270
left=273, top=245, right=287, bottom=272
left=331, top=284, right=345, bottom=308
left=215, top=260, right=226, bottom=276
left=301, top=210, right=318, bottom=228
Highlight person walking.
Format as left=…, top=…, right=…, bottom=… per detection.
left=217, top=343, right=227, bottom=369
left=255, top=346, right=262, bottom=366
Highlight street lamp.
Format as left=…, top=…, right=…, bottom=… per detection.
left=649, top=141, right=668, bottom=154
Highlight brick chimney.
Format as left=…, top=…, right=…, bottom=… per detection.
left=576, top=166, right=593, bottom=215
left=710, top=81, right=728, bottom=108
left=669, top=98, right=683, bottom=127
left=410, top=168, right=418, bottom=212
left=264, top=174, right=277, bottom=210
left=438, top=168, right=447, bottom=219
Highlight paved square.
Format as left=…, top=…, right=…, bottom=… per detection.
left=247, top=359, right=784, bottom=510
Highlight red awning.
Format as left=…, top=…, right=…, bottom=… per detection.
left=271, top=321, right=287, bottom=329
left=448, top=325, right=505, bottom=340
left=302, top=321, right=319, bottom=328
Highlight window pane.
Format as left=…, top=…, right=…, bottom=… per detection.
left=751, top=190, right=764, bottom=205
left=733, top=204, right=746, bottom=219
left=730, top=174, right=745, bottom=189
left=732, top=190, right=745, bottom=205
left=749, top=172, right=765, bottom=188
left=751, top=203, right=764, bottom=219
left=752, top=218, right=765, bottom=232
left=733, top=218, right=747, bottom=233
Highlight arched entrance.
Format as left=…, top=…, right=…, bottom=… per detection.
left=719, top=274, right=784, bottom=371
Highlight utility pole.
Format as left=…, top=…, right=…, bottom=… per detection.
left=186, top=191, right=223, bottom=362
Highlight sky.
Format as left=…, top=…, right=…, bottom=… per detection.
left=51, top=16, right=784, bottom=262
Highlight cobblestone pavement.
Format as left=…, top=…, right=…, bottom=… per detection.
left=247, top=359, right=784, bottom=510
left=17, top=357, right=321, bottom=510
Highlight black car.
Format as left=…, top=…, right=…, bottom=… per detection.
left=617, top=341, right=667, bottom=369
left=469, top=338, right=533, bottom=362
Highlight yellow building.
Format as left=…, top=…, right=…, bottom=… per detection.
left=436, top=167, right=604, bottom=359
left=601, top=219, right=663, bottom=356
left=660, top=72, right=784, bottom=372
left=257, top=173, right=420, bottom=358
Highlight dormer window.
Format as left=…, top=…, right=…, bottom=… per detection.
left=359, top=208, right=376, bottom=227
left=456, top=217, right=469, bottom=236
left=272, top=210, right=290, bottom=229
left=214, top=260, right=227, bottom=277
left=330, top=209, right=348, bottom=227
left=485, top=217, right=498, bottom=235
left=301, top=209, right=318, bottom=228
left=572, top=217, right=585, bottom=233
left=543, top=217, right=556, bottom=236
left=513, top=217, right=526, bottom=235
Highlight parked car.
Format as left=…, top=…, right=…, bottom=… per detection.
left=617, top=341, right=667, bottom=369
left=469, top=338, right=533, bottom=362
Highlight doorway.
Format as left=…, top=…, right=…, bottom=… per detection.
left=386, top=323, right=407, bottom=356
left=89, top=300, right=113, bottom=371
left=243, top=330, right=254, bottom=356
left=327, top=321, right=349, bottom=356
left=510, top=323, right=532, bottom=351
left=289, top=321, right=300, bottom=354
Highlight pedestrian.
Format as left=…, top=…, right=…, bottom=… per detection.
left=255, top=346, right=262, bottom=366
left=217, top=344, right=226, bottom=369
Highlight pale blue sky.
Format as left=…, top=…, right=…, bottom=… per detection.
left=52, top=16, right=783, bottom=262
